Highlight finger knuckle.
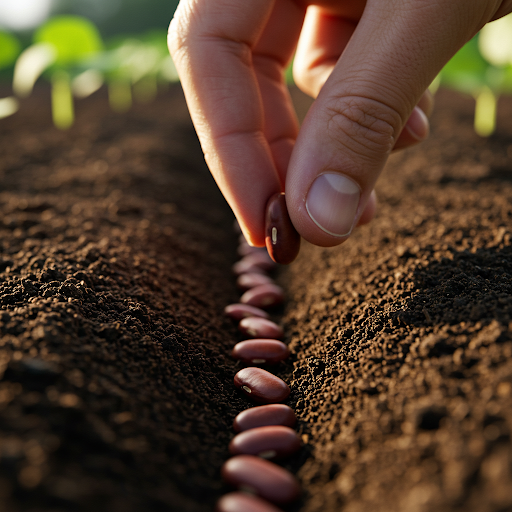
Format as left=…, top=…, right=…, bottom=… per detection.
left=325, top=96, right=400, bottom=158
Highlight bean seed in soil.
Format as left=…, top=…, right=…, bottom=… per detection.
left=216, top=492, right=283, bottom=512
left=242, top=251, right=277, bottom=271
left=237, top=272, right=274, bottom=291
left=234, top=367, right=290, bottom=403
left=225, top=304, right=270, bottom=321
left=239, top=317, right=283, bottom=339
left=265, top=192, right=301, bottom=265
left=221, top=454, right=300, bottom=504
left=232, top=339, right=290, bottom=365
left=240, top=283, right=284, bottom=309
left=233, top=404, right=296, bottom=432
left=233, top=260, right=268, bottom=276
left=229, top=425, right=301, bottom=459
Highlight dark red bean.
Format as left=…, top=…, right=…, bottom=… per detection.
left=234, top=367, right=290, bottom=404
left=237, top=272, right=274, bottom=291
left=239, top=317, right=283, bottom=339
left=225, top=304, right=269, bottom=321
left=229, top=426, right=301, bottom=459
left=216, top=492, right=283, bottom=512
left=232, top=340, right=289, bottom=365
left=233, top=252, right=276, bottom=276
left=265, top=193, right=300, bottom=265
left=240, top=284, right=284, bottom=309
left=233, top=260, right=267, bottom=276
left=233, top=405, right=297, bottom=433
left=221, top=455, right=300, bottom=504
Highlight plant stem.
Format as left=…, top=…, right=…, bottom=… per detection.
left=51, top=70, right=74, bottom=130
left=474, top=86, right=497, bottom=137
left=108, top=79, right=132, bottom=113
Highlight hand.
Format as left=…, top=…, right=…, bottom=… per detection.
left=168, top=0, right=512, bottom=247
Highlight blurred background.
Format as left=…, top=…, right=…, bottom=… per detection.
left=0, top=0, right=179, bottom=37
left=0, top=1, right=511, bottom=136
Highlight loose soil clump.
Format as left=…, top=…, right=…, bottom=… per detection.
left=0, top=86, right=511, bottom=512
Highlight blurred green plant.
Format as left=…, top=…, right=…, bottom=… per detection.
left=2, top=13, right=512, bottom=135
left=439, top=14, right=512, bottom=136
left=0, top=31, right=22, bottom=119
left=9, top=15, right=178, bottom=129
left=13, top=15, right=104, bottom=129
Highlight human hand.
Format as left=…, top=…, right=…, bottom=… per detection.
left=168, top=0, right=512, bottom=250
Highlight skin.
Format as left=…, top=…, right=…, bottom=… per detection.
left=168, top=0, right=512, bottom=248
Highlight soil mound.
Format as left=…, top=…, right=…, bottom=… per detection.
left=0, top=86, right=511, bottom=512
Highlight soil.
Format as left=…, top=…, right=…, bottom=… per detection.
left=0, top=84, right=511, bottom=512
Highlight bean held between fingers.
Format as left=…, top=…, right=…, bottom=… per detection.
left=233, top=404, right=297, bottom=432
left=265, top=193, right=300, bottom=265
left=229, top=425, right=301, bottom=459
left=239, top=317, right=284, bottom=339
left=225, top=304, right=270, bottom=321
left=221, top=455, right=301, bottom=504
left=216, top=492, right=283, bottom=512
left=240, top=283, right=284, bottom=309
left=234, top=367, right=290, bottom=403
left=237, top=272, right=274, bottom=291
left=232, top=339, right=290, bottom=365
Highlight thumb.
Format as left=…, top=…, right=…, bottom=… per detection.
left=286, top=0, right=491, bottom=247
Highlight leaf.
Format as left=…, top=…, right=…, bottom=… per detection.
left=479, top=14, right=512, bottom=67
left=34, top=15, right=103, bottom=67
left=13, top=43, right=57, bottom=97
left=0, top=31, right=21, bottom=70
left=440, top=36, right=489, bottom=94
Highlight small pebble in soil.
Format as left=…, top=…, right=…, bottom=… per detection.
left=233, top=404, right=296, bottom=432
left=234, top=367, right=290, bottom=403
left=265, top=192, right=301, bottom=265
left=216, top=491, right=284, bottom=512
left=229, top=425, right=301, bottom=459
left=232, top=339, right=290, bottom=365
left=240, top=283, right=284, bottom=309
left=221, top=454, right=300, bottom=504
left=237, top=272, right=274, bottom=291
left=225, top=304, right=270, bottom=321
left=239, top=317, right=284, bottom=339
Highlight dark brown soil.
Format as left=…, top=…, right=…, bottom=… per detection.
left=0, top=85, right=511, bottom=512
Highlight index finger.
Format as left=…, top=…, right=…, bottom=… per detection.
left=168, top=0, right=300, bottom=246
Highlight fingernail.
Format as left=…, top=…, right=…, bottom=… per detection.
left=404, top=106, right=429, bottom=141
left=305, top=173, right=360, bottom=237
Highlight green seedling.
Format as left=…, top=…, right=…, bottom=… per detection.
left=440, top=15, right=512, bottom=136
left=0, top=31, right=21, bottom=119
left=13, top=15, right=103, bottom=129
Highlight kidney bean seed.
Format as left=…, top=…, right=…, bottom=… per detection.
left=233, top=404, right=296, bottom=432
left=237, top=272, right=274, bottom=291
left=232, top=340, right=290, bottom=365
left=239, top=317, right=283, bottom=339
left=221, top=455, right=300, bottom=504
left=234, top=367, right=290, bottom=403
left=229, top=425, right=301, bottom=459
left=233, top=260, right=268, bottom=276
left=265, top=193, right=300, bottom=265
left=225, top=304, right=270, bottom=321
left=216, top=492, right=283, bottom=512
left=240, top=284, right=284, bottom=309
